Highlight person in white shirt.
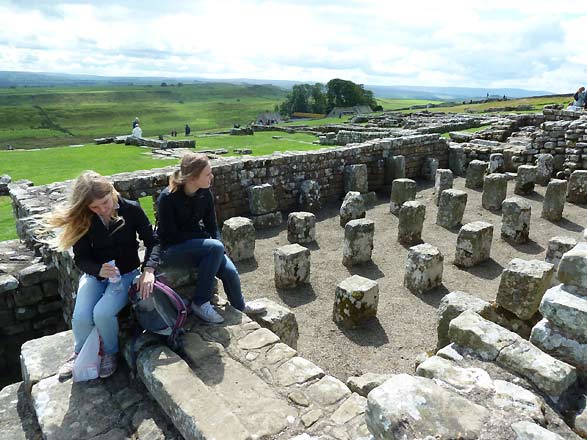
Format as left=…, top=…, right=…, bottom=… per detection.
left=132, top=124, right=142, bottom=138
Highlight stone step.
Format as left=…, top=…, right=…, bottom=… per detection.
left=126, top=305, right=370, bottom=439
left=0, top=381, right=42, bottom=440
left=540, top=284, right=587, bottom=341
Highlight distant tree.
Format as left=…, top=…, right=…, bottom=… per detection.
left=160, top=82, right=167, bottom=87
left=177, top=82, right=183, bottom=87
left=326, top=79, right=378, bottom=112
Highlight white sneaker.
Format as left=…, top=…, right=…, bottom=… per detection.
left=191, top=301, right=224, bottom=323
left=243, top=302, right=266, bottom=315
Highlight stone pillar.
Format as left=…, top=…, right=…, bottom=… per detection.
left=436, top=189, right=467, bottom=230
left=496, top=258, right=554, bottom=320
left=501, top=197, right=531, bottom=243
left=404, top=244, right=444, bottom=294
left=248, top=183, right=277, bottom=214
left=245, top=298, right=299, bottom=349
left=434, top=169, right=453, bottom=206
left=453, top=222, right=493, bottom=268
left=342, top=219, right=375, bottom=266
left=333, top=275, right=379, bottom=329
left=344, top=164, right=368, bottom=194
left=514, top=165, right=537, bottom=195
left=384, top=155, right=405, bottom=184
left=448, top=146, right=465, bottom=176
left=535, top=154, right=554, bottom=186
left=222, top=217, right=256, bottom=262
left=482, top=173, right=507, bottom=211
left=273, top=244, right=310, bottom=288
left=566, top=170, right=587, bottom=204
left=541, top=179, right=567, bottom=222
left=287, top=212, right=316, bottom=244
left=489, top=153, right=504, bottom=174
left=421, top=157, right=438, bottom=181
left=465, top=160, right=488, bottom=189
left=389, top=178, right=416, bottom=215
left=299, top=180, right=321, bottom=213
left=545, top=236, right=577, bottom=286
left=340, top=191, right=365, bottom=226
left=398, top=201, right=426, bottom=245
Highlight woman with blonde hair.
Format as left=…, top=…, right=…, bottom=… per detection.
left=156, top=153, right=264, bottom=323
left=47, top=171, right=159, bottom=379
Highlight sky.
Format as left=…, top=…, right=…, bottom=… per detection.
left=1, top=0, right=586, bottom=93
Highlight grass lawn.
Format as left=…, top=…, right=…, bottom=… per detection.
left=377, top=98, right=444, bottom=110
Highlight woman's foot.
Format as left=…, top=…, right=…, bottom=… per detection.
left=58, top=352, right=78, bottom=380
left=99, top=353, right=118, bottom=378
left=191, top=301, right=224, bottom=323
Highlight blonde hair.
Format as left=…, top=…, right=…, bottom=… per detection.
left=168, top=152, right=210, bottom=192
left=46, top=171, right=119, bottom=250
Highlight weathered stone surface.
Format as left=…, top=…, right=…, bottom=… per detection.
left=0, top=381, right=42, bottom=440
left=436, top=189, right=467, bottom=229
left=330, top=392, right=367, bottom=425
left=346, top=372, right=393, bottom=397
left=493, top=379, right=545, bottom=425
left=298, top=179, right=321, bottom=213
left=404, top=243, right=443, bottom=294
left=20, top=330, right=74, bottom=392
left=222, top=216, right=255, bottom=262
left=366, top=374, right=489, bottom=439
left=246, top=297, right=299, bottom=349
left=344, top=164, right=368, bottom=193
left=389, top=178, right=416, bottom=214
left=433, top=169, right=454, bottom=206
left=251, top=211, right=282, bottom=229
left=449, top=146, right=466, bottom=176
left=557, top=242, right=587, bottom=290
left=489, top=153, right=504, bottom=174
left=536, top=154, right=554, bottom=186
left=273, top=243, right=310, bottom=288
left=530, top=318, right=587, bottom=372
left=416, top=355, right=494, bottom=393
left=510, top=421, right=565, bottom=439
left=333, top=275, right=379, bottom=329
left=397, top=200, right=425, bottom=245
left=501, top=197, right=531, bottom=243
left=454, top=221, right=493, bottom=268
left=567, top=170, right=587, bottom=204
left=545, top=236, right=577, bottom=285
left=339, top=191, right=365, bottom=226
left=342, top=218, right=375, bottom=266
left=542, top=179, right=567, bottom=222
left=306, top=375, right=351, bottom=406
left=465, top=160, right=488, bottom=189
left=437, top=291, right=492, bottom=349
left=421, top=157, right=439, bottom=181
left=18, top=263, right=57, bottom=287
left=539, top=284, right=587, bottom=340
left=275, top=356, right=324, bottom=386
left=515, top=165, right=538, bottom=195
left=287, top=211, right=316, bottom=244
left=496, top=258, right=554, bottom=320
left=482, top=173, right=508, bottom=211
left=247, top=183, right=278, bottom=215
left=384, top=155, right=405, bottom=184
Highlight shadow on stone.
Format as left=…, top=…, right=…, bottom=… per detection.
left=337, top=317, right=389, bottom=348
left=524, top=192, right=544, bottom=202
left=276, top=284, right=317, bottom=308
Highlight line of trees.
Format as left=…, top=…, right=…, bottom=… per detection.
left=278, top=78, right=382, bottom=116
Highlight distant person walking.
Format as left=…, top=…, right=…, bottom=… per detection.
left=185, top=124, right=191, bottom=136
left=132, top=124, right=142, bottom=138
left=572, top=87, right=586, bottom=110
left=132, top=117, right=140, bottom=129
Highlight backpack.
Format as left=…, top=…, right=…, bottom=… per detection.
left=128, top=279, right=188, bottom=351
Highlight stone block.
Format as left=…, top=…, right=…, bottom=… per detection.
left=389, top=178, right=416, bottom=215
left=398, top=200, right=425, bottom=245
left=340, top=191, right=365, bottom=226
left=287, top=212, right=316, bottom=244
left=489, top=153, right=504, bottom=173
left=247, top=183, right=278, bottom=215
left=501, top=197, right=531, bottom=243
left=222, top=216, right=256, bottom=262
left=333, top=275, right=378, bottom=329
left=542, top=179, right=567, bottom=222
left=404, top=243, right=443, bottom=294
left=545, top=236, right=577, bottom=283
left=252, top=212, right=282, bottom=229
left=246, top=297, right=299, bottom=349
left=482, top=173, right=507, bottom=211
left=274, top=244, right=310, bottom=288
left=346, top=372, right=393, bottom=397
left=448, top=146, right=465, bottom=176
left=567, top=170, right=587, bottom=204
left=0, top=274, right=18, bottom=294
left=514, top=165, right=537, bottom=195
left=454, top=221, right=493, bottom=268
left=539, top=284, right=587, bottom=341
left=344, top=164, right=368, bottom=193
left=342, top=219, right=374, bottom=266
left=433, top=169, right=453, bottom=206
left=384, top=155, right=405, bottom=184
left=531, top=319, right=587, bottom=373
left=18, top=263, right=57, bottom=287
left=14, top=284, right=44, bottom=307
left=557, top=242, right=587, bottom=290
left=536, top=154, right=554, bottom=185
left=421, top=157, right=438, bottom=181
left=299, top=179, right=321, bottom=213
left=465, top=160, right=487, bottom=189
left=496, top=258, right=554, bottom=320
left=436, top=189, right=467, bottom=229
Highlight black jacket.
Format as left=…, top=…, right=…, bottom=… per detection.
left=73, top=197, right=160, bottom=278
left=156, top=187, right=220, bottom=248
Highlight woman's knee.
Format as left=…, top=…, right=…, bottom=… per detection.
left=208, top=239, right=225, bottom=256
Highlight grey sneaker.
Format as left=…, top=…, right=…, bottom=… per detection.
left=58, top=352, right=78, bottom=380
left=191, top=301, right=224, bottom=323
left=99, top=353, right=118, bottom=378
left=243, top=302, right=266, bottom=315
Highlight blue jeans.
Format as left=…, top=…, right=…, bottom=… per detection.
left=72, top=269, right=139, bottom=355
left=162, top=238, right=245, bottom=310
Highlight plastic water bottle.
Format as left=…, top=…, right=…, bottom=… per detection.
left=108, top=260, right=121, bottom=283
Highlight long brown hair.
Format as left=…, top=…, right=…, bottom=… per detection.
left=46, top=171, right=119, bottom=250
left=168, top=152, right=210, bottom=192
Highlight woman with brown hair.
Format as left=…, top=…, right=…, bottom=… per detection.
left=47, top=171, right=159, bottom=379
left=156, top=152, right=264, bottom=323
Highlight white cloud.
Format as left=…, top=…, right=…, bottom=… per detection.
left=0, top=0, right=586, bottom=92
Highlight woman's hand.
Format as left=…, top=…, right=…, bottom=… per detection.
left=138, top=268, right=155, bottom=299
left=99, top=262, right=119, bottom=279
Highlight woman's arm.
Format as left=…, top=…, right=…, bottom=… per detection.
left=72, top=234, right=102, bottom=277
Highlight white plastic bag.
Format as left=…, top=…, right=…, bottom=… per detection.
left=72, top=326, right=101, bottom=382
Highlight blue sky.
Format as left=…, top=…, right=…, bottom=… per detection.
left=1, top=0, right=586, bottom=92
